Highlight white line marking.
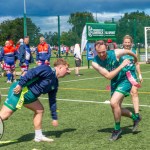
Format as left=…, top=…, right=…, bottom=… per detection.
left=142, top=71, right=150, bottom=74
left=0, top=88, right=9, bottom=90
left=37, top=97, right=150, bottom=108
left=1, top=95, right=150, bottom=108
left=60, top=77, right=103, bottom=83
left=60, top=76, right=150, bottom=83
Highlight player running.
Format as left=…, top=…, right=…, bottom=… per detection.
left=92, top=41, right=139, bottom=141
left=120, top=35, right=143, bottom=131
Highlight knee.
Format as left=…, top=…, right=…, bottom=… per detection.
left=131, top=91, right=138, bottom=97
left=110, top=101, right=118, bottom=109
left=34, top=108, right=44, bottom=114
left=0, top=113, right=10, bottom=120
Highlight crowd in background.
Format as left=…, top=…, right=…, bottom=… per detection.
left=0, top=36, right=121, bottom=82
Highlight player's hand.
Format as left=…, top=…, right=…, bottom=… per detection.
left=13, top=85, right=22, bottom=94
left=45, top=60, right=48, bottom=63
left=139, top=74, right=143, bottom=83
left=52, top=120, right=58, bottom=127
left=121, top=59, right=130, bottom=68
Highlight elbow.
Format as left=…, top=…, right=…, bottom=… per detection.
left=105, top=74, right=112, bottom=80
left=107, top=76, right=112, bottom=80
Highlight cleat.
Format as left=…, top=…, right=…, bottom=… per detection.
left=34, top=135, right=54, bottom=142
left=132, top=116, right=142, bottom=132
left=109, top=129, right=122, bottom=141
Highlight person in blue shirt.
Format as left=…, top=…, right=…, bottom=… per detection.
left=18, top=36, right=34, bottom=77
left=0, top=58, right=70, bottom=142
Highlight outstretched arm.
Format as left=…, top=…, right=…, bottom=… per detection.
left=115, top=49, right=137, bottom=63
left=92, top=59, right=130, bottom=80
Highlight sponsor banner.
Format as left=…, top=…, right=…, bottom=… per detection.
left=86, top=23, right=116, bottom=41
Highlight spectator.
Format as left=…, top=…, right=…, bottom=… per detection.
left=107, top=38, right=117, bottom=50
left=0, top=40, right=18, bottom=83
left=18, top=36, right=34, bottom=77
left=74, top=44, right=82, bottom=76
left=36, top=36, right=51, bottom=66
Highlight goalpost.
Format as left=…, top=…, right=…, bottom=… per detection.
left=144, top=27, right=150, bottom=62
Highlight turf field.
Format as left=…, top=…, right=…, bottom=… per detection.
left=0, top=64, right=150, bottom=150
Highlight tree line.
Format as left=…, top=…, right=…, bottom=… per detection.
left=0, top=11, right=150, bottom=47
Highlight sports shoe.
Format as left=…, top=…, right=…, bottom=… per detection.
left=132, top=116, right=142, bottom=132
left=7, top=80, right=12, bottom=83
left=109, top=129, right=122, bottom=141
left=13, top=79, right=17, bottom=82
left=34, top=135, right=54, bottom=142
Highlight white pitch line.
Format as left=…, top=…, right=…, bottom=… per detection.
left=24, top=96, right=150, bottom=108
left=0, top=88, right=9, bottom=90
left=60, top=77, right=103, bottom=83
left=142, top=71, right=150, bottom=74
left=56, top=98, right=150, bottom=108
left=0, top=74, right=150, bottom=89
left=60, top=76, right=150, bottom=83
left=1, top=95, right=150, bottom=108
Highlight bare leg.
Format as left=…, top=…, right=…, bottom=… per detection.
left=121, top=108, right=132, bottom=118
left=75, top=67, right=79, bottom=75
left=110, top=92, right=125, bottom=122
left=0, top=105, right=14, bottom=120
left=12, top=70, right=16, bottom=81
left=24, top=100, right=53, bottom=142
left=24, top=100, right=44, bottom=130
left=130, top=86, right=139, bottom=114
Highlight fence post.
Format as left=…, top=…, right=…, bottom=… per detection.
left=58, top=15, right=61, bottom=58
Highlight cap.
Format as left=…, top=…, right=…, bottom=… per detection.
left=107, top=38, right=112, bottom=43
left=19, top=38, right=23, bottom=43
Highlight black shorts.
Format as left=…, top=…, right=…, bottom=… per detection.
left=75, top=59, right=81, bottom=67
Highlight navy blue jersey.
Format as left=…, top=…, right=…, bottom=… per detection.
left=18, top=65, right=58, bottom=120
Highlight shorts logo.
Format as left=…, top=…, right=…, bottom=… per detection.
left=117, top=87, right=122, bottom=91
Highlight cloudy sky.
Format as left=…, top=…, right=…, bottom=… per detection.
left=0, top=0, right=150, bottom=33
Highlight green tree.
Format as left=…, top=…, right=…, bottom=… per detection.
left=0, top=17, right=41, bottom=46
left=68, top=12, right=96, bottom=43
left=116, top=11, right=150, bottom=44
left=60, top=31, right=79, bottom=47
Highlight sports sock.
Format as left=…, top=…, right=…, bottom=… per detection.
left=131, top=113, right=137, bottom=121
left=135, top=113, right=140, bottom=119
left=114, top=122, right=120, bottom=130
left=7, top=73, right=12, bottom=81
left=35, top=129, right=43, bottom=138
left=12, top=74, right=14, bottom=81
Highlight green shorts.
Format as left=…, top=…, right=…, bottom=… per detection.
left=111, top=78, right=132, bottom=97
left=4, top=82, right=38, bottom=111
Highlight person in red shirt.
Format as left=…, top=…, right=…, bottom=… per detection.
left=0, top=40, right=18, bottom=83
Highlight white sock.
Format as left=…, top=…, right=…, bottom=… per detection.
left=35, top=129, right=43, bottom=138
